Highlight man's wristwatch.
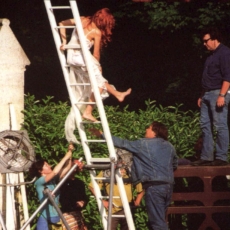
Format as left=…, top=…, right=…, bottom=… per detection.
left=219, top=93, right=225, bottom=97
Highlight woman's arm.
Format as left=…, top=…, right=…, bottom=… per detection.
left=81, top=16, right=101, bottom=61
left=59, top=157, right=72, bottom=179
left=59, top=18, right=75, bottom=50
left=44, top=144, right=73, bottom=182
left=92, top=29, right=102, bottom=62
left=59, top=146, right=74, bottom=179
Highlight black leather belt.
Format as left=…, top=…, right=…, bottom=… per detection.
left=204, top=89, right=220, bottom=92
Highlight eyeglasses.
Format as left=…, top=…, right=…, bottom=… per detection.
left=203, top=38, right=211, bottom=44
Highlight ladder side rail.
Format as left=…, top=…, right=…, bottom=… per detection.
left=44, top=188, right=71, bottom=230
left=0, top=210, right=6, bottom=230
left=107, top=159, right=115, bottom=230
left=7, top=105, right=17, bottom=229
left=70, top=1, right=135, bottom=229
left=6, top=174, right=17, bottom=229
left=11, top=104, right=30, bottom=230
left=69, top=0, right=118, bottom=161
left=45, top=2, right=135, bottom=229
left=115, top=172, right=135, bottom=230
left=43, top=5, right=111, bottom=227
left=90, top=168, right=135, bottom=230
left=89, top=171, right=108, bottom=229
left=44, top=1, right=82, bottom=111
left=65, top=1, right=98, bottom=164
left=44, top=1, right=79, bottom=107
left=44, top=0, right=93, bottom=165
left=71, top=106, right=93, bottom=165
left=9, top=104, right=30, bottom=230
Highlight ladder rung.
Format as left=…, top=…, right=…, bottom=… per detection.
left=64, top=64, right=88, bottom=69
left=90, top=158, right=111, bottom=163
left=112, top=215, right=125, bottom=218
left=103, top=215, right=125, bottom=220
left=86, top=140, right=105, bottom=143
left=49, top=6, right=71, bottom=9
left=90, top=195, right=120, bottom=199
left=81, top=121, right=101, bottom=124
left=70, top=83, right=91, bottom=86
left=56, top=26, right=76, bottom=29
left=75, top=102, right=96, bottom=105
left=63, top=44, right=81, bottom=49
left=95, top=178, right=118, bottom=181
left=84, top=164, right=110, bottom=170
left=99, top=195, right=120, bottom=199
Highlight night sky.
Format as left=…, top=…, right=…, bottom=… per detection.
left=1, top=0, right=213, bottom=111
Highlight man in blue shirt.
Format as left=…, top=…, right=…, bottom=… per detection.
left=192, top=27, right=230, bottom=166
left=90, top=121, right=178, bottom=230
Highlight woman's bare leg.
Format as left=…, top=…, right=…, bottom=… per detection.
left=105, top=82, right=131, bottom=102
left=82, top=83, right=131, bottom=122
left=82, top=88, right=103, bottom=122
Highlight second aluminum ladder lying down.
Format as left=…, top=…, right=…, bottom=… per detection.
left=44, top=0, right=135, bottom=229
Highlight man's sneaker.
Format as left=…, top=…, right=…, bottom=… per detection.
left=191, top=159, right=213, bottom=166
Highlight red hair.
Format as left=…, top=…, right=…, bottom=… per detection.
left=88, top=8, right=115, bottom=47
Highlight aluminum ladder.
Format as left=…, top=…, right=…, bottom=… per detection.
left=44, top=1, right=135, bottom=229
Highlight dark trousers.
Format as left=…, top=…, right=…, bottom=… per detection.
left=111, top=210, right=129, bottom=230
left=145, top=183, right=173, bottom=230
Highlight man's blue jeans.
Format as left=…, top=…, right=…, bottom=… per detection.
left=36, top=215, right=60, bottom=230
left=145, top=183, right=173, bottom=230
left=200, top=90, right=230, bottom=161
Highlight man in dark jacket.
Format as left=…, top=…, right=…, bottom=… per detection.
left=90, top=121, right=178, bottom=230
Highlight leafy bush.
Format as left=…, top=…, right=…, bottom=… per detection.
left=22, top=94, right=201, bottom=229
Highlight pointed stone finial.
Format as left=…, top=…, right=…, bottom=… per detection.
left=0, top=18, right=10, bottom=26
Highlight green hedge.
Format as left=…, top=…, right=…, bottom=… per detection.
left=22, top=94, right=201, bottom=229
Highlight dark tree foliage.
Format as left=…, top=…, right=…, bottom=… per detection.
left=1, top=1, right=230, bottom=112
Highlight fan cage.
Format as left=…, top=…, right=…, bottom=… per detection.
left=0, top=130, right=35, bottom=172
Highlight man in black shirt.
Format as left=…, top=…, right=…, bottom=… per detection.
left=60, top=159, right=88, bottom=230
left=192, top=27, right=230, bottom=166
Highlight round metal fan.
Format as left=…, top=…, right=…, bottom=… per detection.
left=0, top=130, right=35, bottom=172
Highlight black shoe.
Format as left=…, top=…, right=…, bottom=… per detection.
left=191, top=159, right=213, bottom=166
left=210, top=159, right=228, bottom=166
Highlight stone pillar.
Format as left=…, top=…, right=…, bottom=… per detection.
left=0, top=18, right=30, bottom=130
left=0, top=18, right=30, bottom=230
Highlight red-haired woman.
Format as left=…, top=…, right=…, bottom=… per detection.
left=59, top=8, right=131, bottom=129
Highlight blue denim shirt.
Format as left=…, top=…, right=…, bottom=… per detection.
left=110, top=135, right=178, bottom=185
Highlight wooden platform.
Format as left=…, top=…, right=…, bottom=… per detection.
left=167, top=165, right=230, bottom=230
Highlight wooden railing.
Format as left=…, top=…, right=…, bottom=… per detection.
left=167, top=165, right=230, bottom=230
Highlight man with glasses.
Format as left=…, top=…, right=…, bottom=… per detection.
left=192, top=27, right=230, bottom=166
